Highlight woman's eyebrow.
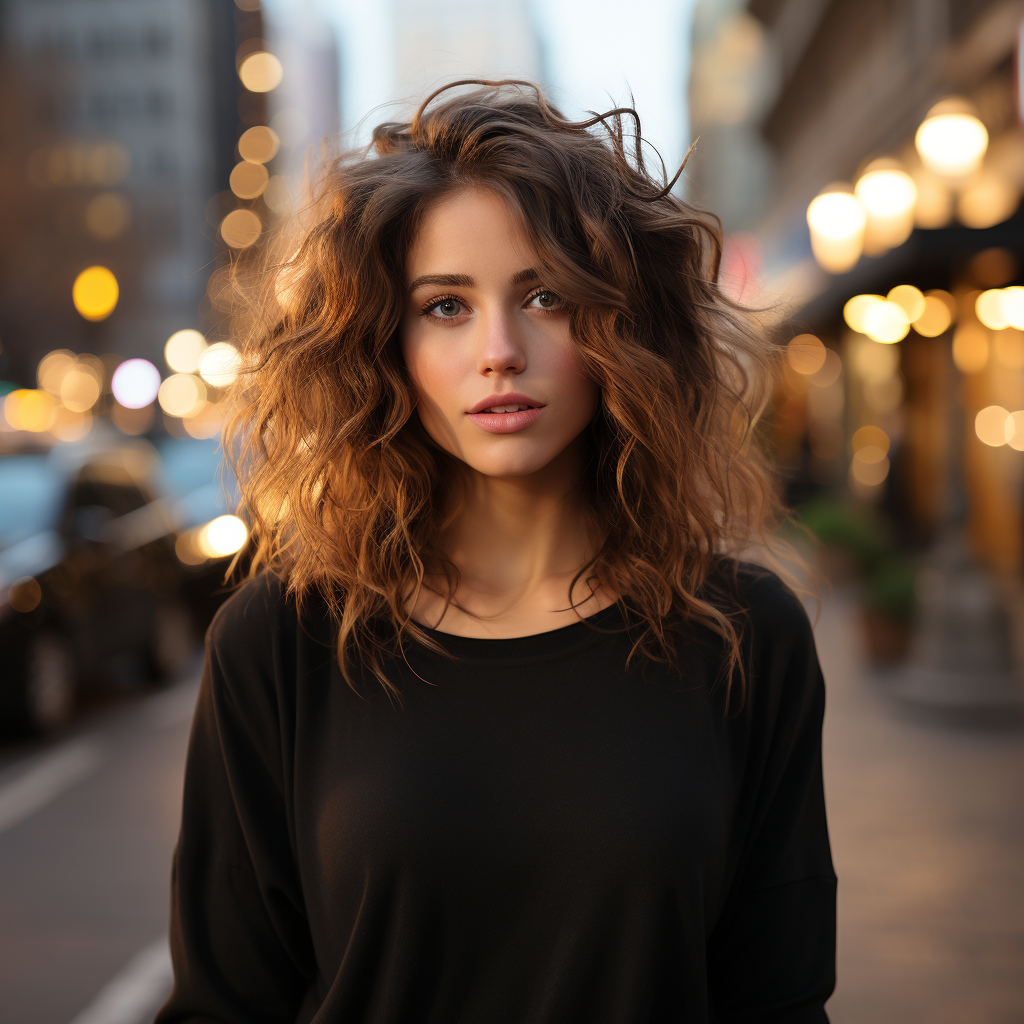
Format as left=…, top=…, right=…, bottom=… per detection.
left=408, top=269, right=539, bottom=291
left=408, top=273, right=474, bottom=291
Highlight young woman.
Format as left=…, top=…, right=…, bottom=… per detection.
left=157, top=82, right=835, bottom=1023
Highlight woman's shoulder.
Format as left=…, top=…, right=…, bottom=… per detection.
left=701, top=558, right=815, bottom=652
left=208, top=571, right=292, bottom=649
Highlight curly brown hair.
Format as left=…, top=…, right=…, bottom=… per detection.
left=225, top=80, right=783, bottom=698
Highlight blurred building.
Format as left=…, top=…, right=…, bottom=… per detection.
left=690, top=0, right=1024, bottom=582
left=0, top=0, right=303, bottom=445
left=393, top=0, right=545, bottom=110
left=0, top=0, right=249, bottom=380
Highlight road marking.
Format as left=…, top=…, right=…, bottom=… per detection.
left=145, top=678, right=200, bottom=730
left=68, top=937, right=173, bottom=1024
left=0, top=739, right=104, bottom=836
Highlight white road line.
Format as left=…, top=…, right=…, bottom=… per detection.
left=68, top=937, right=173, bottom=1024
left=0, top=739, right=104, bottom=836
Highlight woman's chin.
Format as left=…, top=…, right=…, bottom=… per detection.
left=459, top=445, right=567, bottom=480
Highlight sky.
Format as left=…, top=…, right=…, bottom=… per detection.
left=261, top=0, right=697, bottom=178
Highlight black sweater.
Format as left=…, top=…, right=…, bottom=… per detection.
left=157, top=565, right=835, bottom=1023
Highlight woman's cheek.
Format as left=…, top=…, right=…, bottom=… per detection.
left=549, top=342, right=599, bottom=422
left=404, top=337, right=466, bottom=453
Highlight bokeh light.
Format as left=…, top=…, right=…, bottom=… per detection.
left=975, top=405, right=1012, bottom=447
left=952, top=324, right=989, bottom=373
left=72, top=266, right=119, bottom=321
left=1008, top=411, right=1024, bottom=452
left=915, top=101, right=989, bottom=177
left=182, top=401, right=224, bottom=439
left=197, top=515, right=248, bottom=558
left=957, top=171, right=1018, bottom=229
left=850, top=450, right=890, bottom=489
left=158, top=374, right=207, bottom=418
left=1001, top=287, right=1024, bottom=329
left=886, top=285, right=926, bottom=322
left=806, top=187, right=866, bottom=273
left=809, top=349, right=842, bottom=388
left=974, top=287, right=1024, bottom=331
left=50, top=406, right=93, bottom=443
left=229, top=160, right=269, bottom=199
left=238, top=125, right=280, bottom=163
left=238, top=51, right=283, bottom=92
left=220, top=209, right=262, bottom=248
left=84, top=192, right=131, bottom=240
left=28, top=142, right=130, bottom=188
left=976, top=290, right=1008, bottom=330
left=855, top=161, right=917, bottom=252
left=164, top=329, right=208, bottom=373
left=852, top=425, right=891, bottom=456
left=843, top=294, right=884, bottom=334
left=198, top=342, right=241, bottom=387
left=59, top=364, right=102, bottom=412
left=787, top=334, right=827, bottom=375
left=910, top=165, right=953, bottom=228
left=175, top=532, right=208, bottom=565
left=37, top=350, right=77, bottom=394
left=4, top=389, right=57, bottom=432
left=111, top=359, right=161, bottom=409
left=913, top=292, right=954, bottom=336
left=861, top=299, right=909, bottom=344
left=9, top=576, right=42, bottom=613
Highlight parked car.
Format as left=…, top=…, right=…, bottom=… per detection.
left=0, top=432, right=242, bottom=735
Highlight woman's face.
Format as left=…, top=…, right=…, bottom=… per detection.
left=400, top=187, right=599, bottom=479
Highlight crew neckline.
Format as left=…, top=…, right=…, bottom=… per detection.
left=412, top=602, right=629, bottom=664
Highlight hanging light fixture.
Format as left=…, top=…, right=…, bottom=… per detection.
left=915, top=98, right=989, bottom=178
left=806, top=184, right=866, bottom=274
left=855, top=158, right=917, bottom=254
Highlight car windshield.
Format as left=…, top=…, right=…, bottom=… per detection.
left=0, top=455, right=65, bottom=549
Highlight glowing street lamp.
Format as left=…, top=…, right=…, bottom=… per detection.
left=855, top=159, right=917, bottom=253
left=806, top=185, right=866, bottom=274
left=915, top=99, right=989, bottom=178
left=72, top=265, right=119, bottom=321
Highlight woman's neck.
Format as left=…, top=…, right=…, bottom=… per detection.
left=410, top=443, right=615, bottom=637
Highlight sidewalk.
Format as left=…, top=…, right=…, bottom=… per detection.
left=814, top=590, right=1024, bottom=1023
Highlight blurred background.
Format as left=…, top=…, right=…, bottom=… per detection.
left=0, top=1, right=1021, bottom=1021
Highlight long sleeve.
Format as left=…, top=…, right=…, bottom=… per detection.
left=156, top=588, right=315, bottom=1023
left=706, top=576, right=837, bottom=1022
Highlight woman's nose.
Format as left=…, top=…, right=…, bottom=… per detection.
left=476, top=310, right=527, bottom=376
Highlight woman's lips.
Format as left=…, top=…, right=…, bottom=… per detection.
left=466, top=406, right=545, bottom=433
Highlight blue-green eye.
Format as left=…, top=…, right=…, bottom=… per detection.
left=424, top=296, right=464, bottom=318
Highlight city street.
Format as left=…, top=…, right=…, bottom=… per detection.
left=817, top=589, right=1024, bottom=1024
left=0, top=666, right=200, bottom=1024
left=0, top=594, right=1021, bottom=1024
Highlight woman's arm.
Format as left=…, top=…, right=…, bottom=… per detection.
left=156, top=588, right=315, bottom=1023
left=707, top=575, right=837, bottom=1023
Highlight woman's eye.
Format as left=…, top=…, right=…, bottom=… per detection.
left=528, top=290, right=563, bottom=311
left=428, top=298, right=464, bottom=318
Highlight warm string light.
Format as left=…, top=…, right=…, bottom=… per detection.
left=807, top=97, right=1019, bottom=274
left=843, top=288, right=956, bottom=343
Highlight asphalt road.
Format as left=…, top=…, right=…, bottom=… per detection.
left=0, top=593, right=1021, bottom=1024
left=0, top=668, right=200, bottom=1024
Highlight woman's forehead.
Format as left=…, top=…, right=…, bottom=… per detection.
left=406, top=187, right=537, bottom=284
